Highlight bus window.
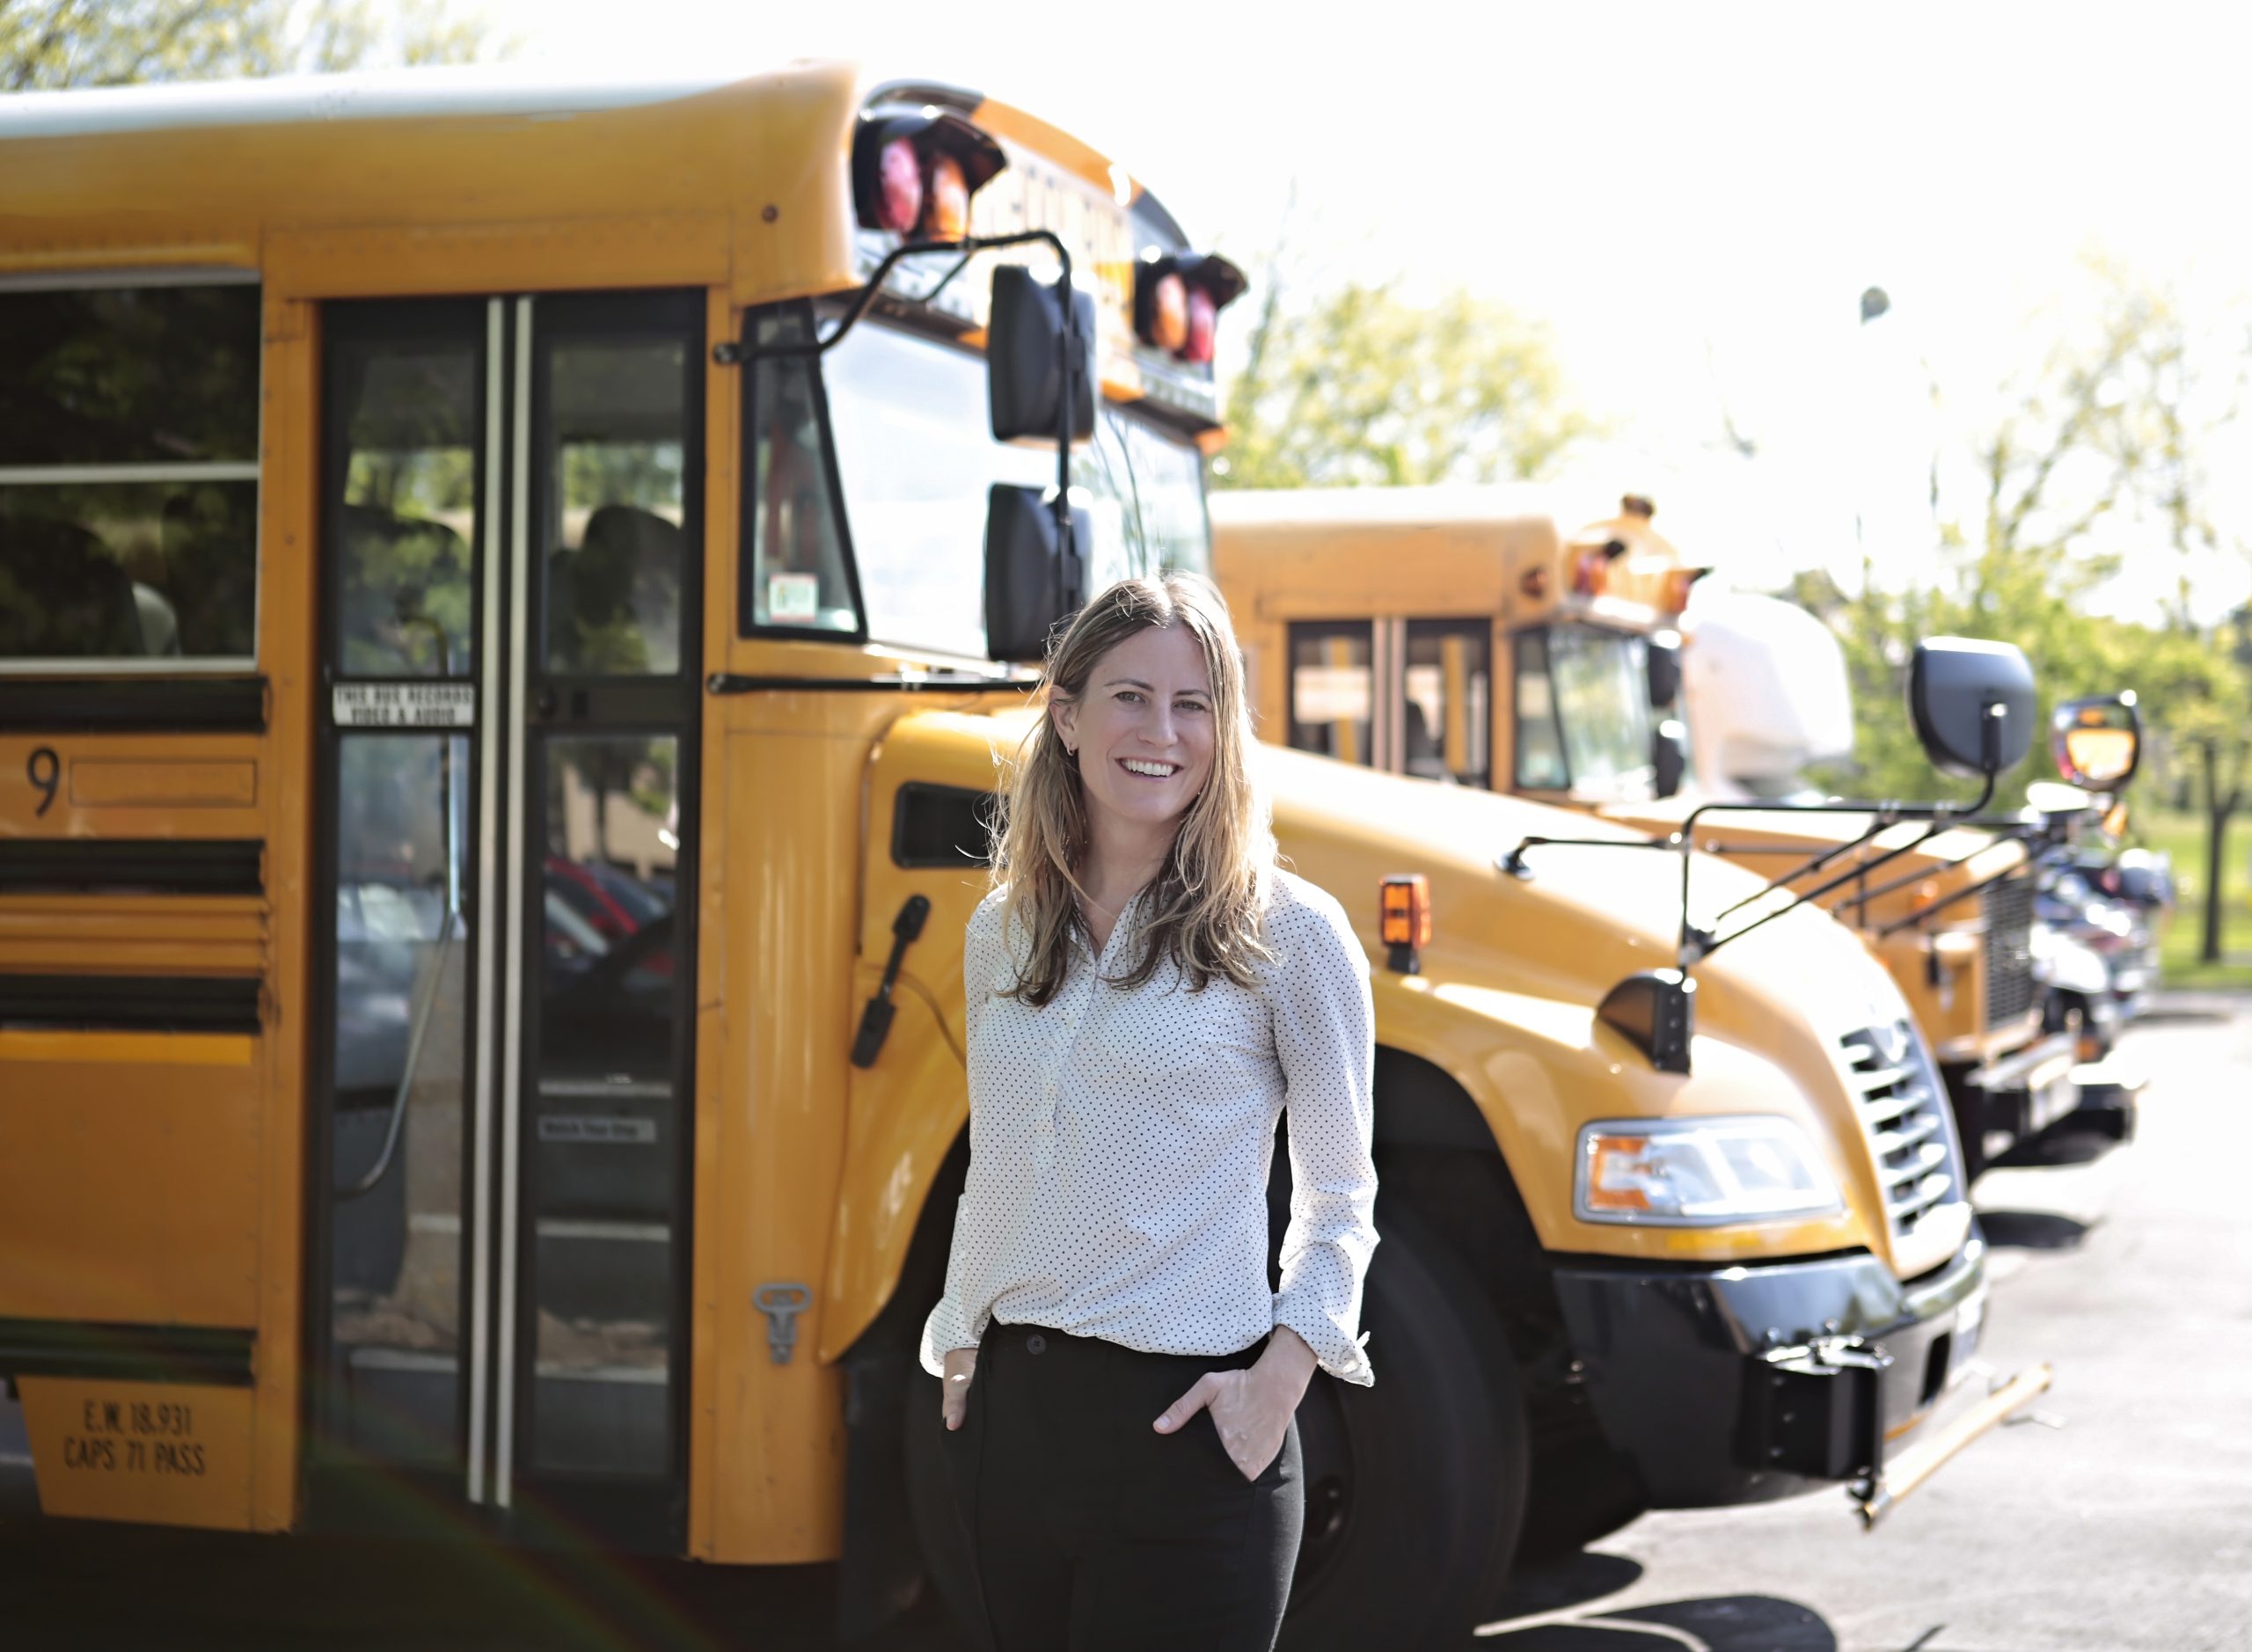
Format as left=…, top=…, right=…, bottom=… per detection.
left=1547, top=623, right=1655, bottom=794
left=1287, top=622, right=1373, bottom=765
left=0, top=281, right=260, bottom=666
left=332, top=325, right=479, bottom=676
left=1404, top=619, right=1491, bottom=787
left=743, top=305, right=859, bottom=636
left=820, top=318, right=1212, bottom=660
left=542, top=332, right=690, bottom=676
left=1513, top=629, right=1568, bottom=789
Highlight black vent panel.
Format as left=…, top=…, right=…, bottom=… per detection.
left=1983, top=877, right=2037, bottom=1026
left=1840, top=1020, right=1963, bottom=1240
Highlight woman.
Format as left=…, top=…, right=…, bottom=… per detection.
left=920, top=574, right=1378, bottom=1650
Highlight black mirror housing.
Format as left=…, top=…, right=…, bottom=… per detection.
left=1908, top=637, right=2036, bottom=778
left=1646, top=634, right=1682, bottom=708
left=1652, top=718, right=1687, bottom=799
left=1597, top=969, right=1695, bottom=1074
left=987, top=264, right=1095, bottom=444
left=984, top=483, right=1090, bottom=662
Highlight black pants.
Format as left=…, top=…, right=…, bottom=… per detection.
left=940, top=1323, right=1304, bottom=1652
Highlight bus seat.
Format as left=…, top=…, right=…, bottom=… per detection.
left=567, top=502, right=681, bottom=675
left=0, top=516, right=144, bottom=657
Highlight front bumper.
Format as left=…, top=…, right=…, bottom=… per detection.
left=1552, top=1229, right=1988, bottom=1509
left=1956, top=1028, right=2082, bottom=1146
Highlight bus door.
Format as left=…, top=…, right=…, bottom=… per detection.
left=309, top=292, right=704, bottom=1550
left=1283, top=618, right=1494, bottom=788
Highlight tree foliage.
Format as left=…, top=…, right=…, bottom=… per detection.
left=1791, top=267, right=2252, bottom=960
left=1217, top=276, right=1597, bottom=490
left=1, top=0, right=499, bottom=91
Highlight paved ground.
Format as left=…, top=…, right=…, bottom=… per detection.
left=4, top=993, right=2246, bottom=1651
left=1470, top=990, right=2252, bottom=1652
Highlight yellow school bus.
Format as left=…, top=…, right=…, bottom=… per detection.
left=1211, top=485, right=2090, bottom=1178
left=3, top=68, right=2014, bottom=1649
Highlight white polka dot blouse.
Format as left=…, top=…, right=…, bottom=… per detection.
left=919, top=866, right=1379, bottom=1386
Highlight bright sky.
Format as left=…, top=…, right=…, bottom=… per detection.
left=477, top=0, right=2252, bottom=621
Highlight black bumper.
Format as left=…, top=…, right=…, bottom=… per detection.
left=1552, top=1229, right=1987, bottom=1508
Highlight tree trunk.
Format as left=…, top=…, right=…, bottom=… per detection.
left=2200, top=737, right=2237, bottom=965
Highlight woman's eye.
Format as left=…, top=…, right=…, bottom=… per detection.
left=1177, top=699, right=1210, bottom=714
left=1115, top=690, right=1144, bottom=705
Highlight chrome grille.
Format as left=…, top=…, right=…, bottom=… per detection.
left=1983, top=877, right=2037, bottom=1026
left=1840, top=1020, right=1963, bottom=1239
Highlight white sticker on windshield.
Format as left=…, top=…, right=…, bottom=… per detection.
left=767, top=571, right=820, bottom=624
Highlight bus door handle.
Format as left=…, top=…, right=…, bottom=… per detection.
left=850, top=895, right=932, bottom=1068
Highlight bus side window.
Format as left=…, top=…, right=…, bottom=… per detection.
left=1514, top=628, right=1568, bottom=790
left=0, top=282, right=260, bottom=667
left=1286, top=621, right=1373, bottom=767
left=1405, top=619, right=1491, bottom=788
left=742, top=304, right=859, bottom=637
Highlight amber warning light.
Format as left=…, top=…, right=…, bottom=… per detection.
left=1379, top=874, right=1430, bottom=975
left=852, top=109, right=1007, bottom=244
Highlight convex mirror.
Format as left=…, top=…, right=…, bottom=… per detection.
left=2051, top=692, right=2140, bottom=793
left=1908, top=637, right=2036, bottom=778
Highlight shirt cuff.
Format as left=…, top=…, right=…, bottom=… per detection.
left=1274, top=1299, right=1374, bottom=1388
left=919, top=1297, right=983, bottom=1379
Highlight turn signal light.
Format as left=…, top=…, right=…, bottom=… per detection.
left=852, top=109, right=1007, bottom=243
left=1380, top=874, right=1430, bottom=975
left=1135, top=250, right=1247, bottom=363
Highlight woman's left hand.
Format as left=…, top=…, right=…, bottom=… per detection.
left=1154, top=1326, right=1319, bottom=1480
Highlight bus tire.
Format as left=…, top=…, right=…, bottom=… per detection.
left=1279, top=1203, right=1527, bottom=1651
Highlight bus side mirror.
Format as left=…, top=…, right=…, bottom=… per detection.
left=1909, top=637, right=2036, bottom=778
left=2051, top=693, right=2140, bottom=793
left=1646, top=633, right=1681, bottom=709
left=1653, top=718, right=1687, bottom=799
left=984, top=484, right=1090, bottom=662
left=987, top=264, right=1095, bottom=444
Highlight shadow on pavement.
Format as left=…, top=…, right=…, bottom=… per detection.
left=0, top=1515, right=968, bottom=1652
left=1976, top=1210, right=2092, bottom=1250
left=1476, top=1590, right=1836, bottom=1649
left=1488, top=1549, right=1643, bottom=1618
left=1991, top=1125, right=2120, bottom=1169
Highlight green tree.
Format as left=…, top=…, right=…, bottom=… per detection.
left=1794, top=267, right=2252, bottom=962
left=1217, top=274, right=1597, bottom=490
left=1, top=0, right=499, bottom=91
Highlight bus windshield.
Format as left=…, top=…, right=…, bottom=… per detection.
left=1545, top=622, right=1656, bottom=798
left=822, top=318, right=1211, bottom=660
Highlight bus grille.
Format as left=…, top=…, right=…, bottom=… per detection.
left=1983, top=877, right=2037, bottom=1027
left=1840, top=1020, right=1963, bottom=1239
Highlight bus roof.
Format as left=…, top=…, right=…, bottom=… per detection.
left=0, top=62, right=1167, bottom=312
left=1208, top=482, right=1608, bottom=536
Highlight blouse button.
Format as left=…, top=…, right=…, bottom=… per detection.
left=1026, top=1333, right=1048, bottom=1355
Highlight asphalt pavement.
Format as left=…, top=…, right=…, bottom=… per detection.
left=1471, top=990, right=2252, bottom=1652
left=4, top=993, right=2247, bottom=1651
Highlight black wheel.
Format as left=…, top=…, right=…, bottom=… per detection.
left=1278, top=1203, right=1528, bottom=1652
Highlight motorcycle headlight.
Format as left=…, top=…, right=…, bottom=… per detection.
left=1576, top=1116, right=1844, bottom=1225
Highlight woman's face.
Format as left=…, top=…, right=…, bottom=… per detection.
left=1052, top=622, right=1217, bottom=835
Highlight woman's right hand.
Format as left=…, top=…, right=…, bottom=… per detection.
left=940, top=1346, right=979, bottom=1430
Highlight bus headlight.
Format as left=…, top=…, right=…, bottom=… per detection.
left=1575, top=1117, right=1842, bottom=1225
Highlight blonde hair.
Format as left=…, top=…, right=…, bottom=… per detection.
left=992, top=573, right=1274, bottom=1008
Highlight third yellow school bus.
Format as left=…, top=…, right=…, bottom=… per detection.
left=2, top=64, right=2019, bottom=1649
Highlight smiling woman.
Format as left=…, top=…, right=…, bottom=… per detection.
left=919, top=574, right=1378, bottom=1651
